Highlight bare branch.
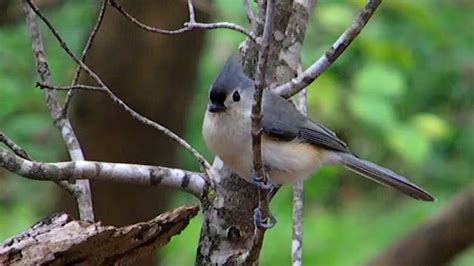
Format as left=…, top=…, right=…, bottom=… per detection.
left=37, top=82, right=104, bottom=92
left=0, top=147, right=209, bottom=199
left=23, top=0, right=94, bottom=221
left=63, top=0, right=108, bottom=114
left=108, top=0, right=256, bottom=43
left=368, top=185, right=474, bottom=266
left=0, top=131, right=31, bottom=160
left=243, top=0, right=256, bottom=31
left=275, top=0, right=383, bottom=98
left=24, top=0, right=212, bottom=172
left=187, top=0, right=196, bottom=23
left=247, top=0, right=274, bottom=263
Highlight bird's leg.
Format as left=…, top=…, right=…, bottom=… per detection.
left=269, top=184, right=282, bottom=201
left=253, top=207, right=277, bottom=229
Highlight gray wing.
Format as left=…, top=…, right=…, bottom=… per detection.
left=262, top=91, right=350, bottom=153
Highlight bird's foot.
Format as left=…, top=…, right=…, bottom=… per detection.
left=251, top=171, right=273, bottom=190
left=253, top=207, right=277, bottom=229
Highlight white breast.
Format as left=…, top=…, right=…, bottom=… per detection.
left=203, top=109, right=253, bottom=179
left=202, top=110, right=327, bottom=184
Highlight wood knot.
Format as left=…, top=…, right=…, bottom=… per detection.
left=226, top=226, right=241, bottom=241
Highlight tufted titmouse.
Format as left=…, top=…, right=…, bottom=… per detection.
left=203, top=56, right=434, bottom=201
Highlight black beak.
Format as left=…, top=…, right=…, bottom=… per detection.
left=208, top=102, right=226, bottom=113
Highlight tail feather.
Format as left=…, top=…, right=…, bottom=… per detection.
left=337, top=153, right=435, bottom=201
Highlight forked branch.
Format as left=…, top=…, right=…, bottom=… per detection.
left=108, top=0, right=256, bottom=42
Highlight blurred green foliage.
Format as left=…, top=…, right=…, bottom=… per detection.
left=0, top=0, right=473, bottom=265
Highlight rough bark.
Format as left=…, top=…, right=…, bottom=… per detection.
left=0, top=205, right=199, bottom=265
left=58, top=0, right=208, bottom=264
left=196, top=160, right=259, bottom=265
left=368, top=185, right=474, bottom=266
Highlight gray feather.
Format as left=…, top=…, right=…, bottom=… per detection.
left=262, top=91, right=350, bottom=153
left=337, top=152, right=435, bottom=201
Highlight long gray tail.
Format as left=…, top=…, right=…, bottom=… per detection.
left=337, top=153, right=435, bottom=201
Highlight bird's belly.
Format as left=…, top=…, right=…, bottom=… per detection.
left=262, top=137, right=326, bottom=184
left=214, top=137, right=327, bottom=184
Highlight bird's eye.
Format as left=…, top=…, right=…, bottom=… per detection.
left=232, top=91, right=241, bottom=102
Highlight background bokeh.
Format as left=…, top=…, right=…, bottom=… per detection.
left=0, top=0, right=472, bottom=265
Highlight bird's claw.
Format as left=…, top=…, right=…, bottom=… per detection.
left=253, top=207, right=277, bottom=229
left=251, top=172, right=273, bottom=190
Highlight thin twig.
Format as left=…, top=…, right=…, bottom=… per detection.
left=22, top=0, right=95, bottom=221
left=37, top=83, right=104, bottom=92
left=288, top=1, right=316, bottom=264
left=275, top=0, right=383, bottom=98
left=243, top=0, right=256, bottom=31
left=0, top=131, right=31, bottom=160
left=108, top=0, right=257, bottom=43
left=247, top=0, right=274, bottom=263
left=25, top=0, right=212, bottom=173
left=63, top=0, right=107, bottom=115
left=292, top=88, right=307, bottom=266
left=0, top=147, right=209, bottom=199
left=187, top=0, right=196, bottom=23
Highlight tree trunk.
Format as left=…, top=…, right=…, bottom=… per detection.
left=368, top=185, right=474, bottom=266
left=58, top=0, right=208, bottom=265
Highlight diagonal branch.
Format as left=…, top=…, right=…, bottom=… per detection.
left=108, top=0, right=256, bottom=42
left=0, top=147, right=209, bottom=199
left=24, top=0, right=212, bottom=173
left=63, top=0, right=108, bottom=114
left=275, top=0, right=383, bottom=98
left=0, top=131, right=31, bottom=160
left=22, top=0, right=95, bottom=221
left=243, top=0, right=256, bottom=31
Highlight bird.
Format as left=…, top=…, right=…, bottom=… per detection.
left=202, top=55, right=435, bottom=203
